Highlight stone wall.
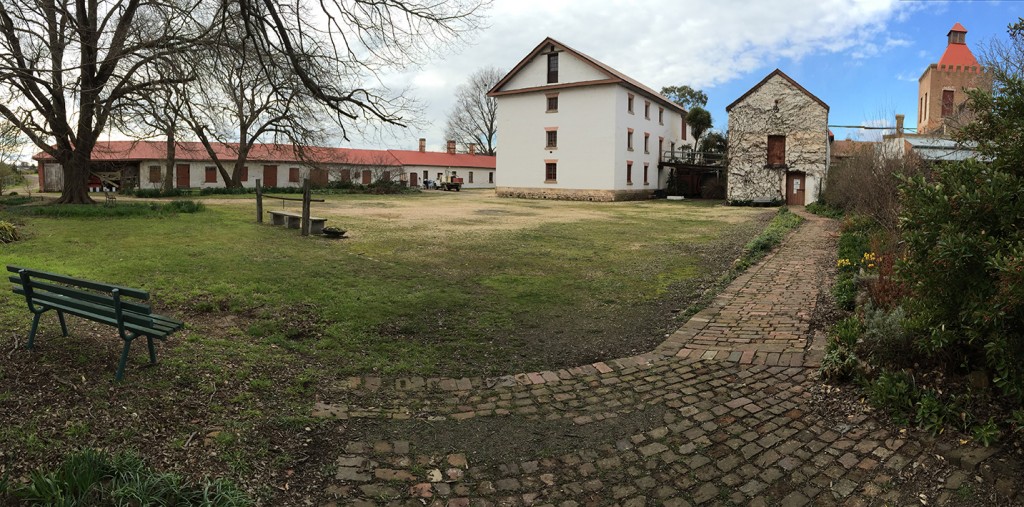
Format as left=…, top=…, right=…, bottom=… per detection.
left=727, top=74, right=828, bottom=203
left=496, top=187, right=652, bottom=202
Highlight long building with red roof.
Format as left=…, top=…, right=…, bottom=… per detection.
left=34, top=139, right=495, bottom=192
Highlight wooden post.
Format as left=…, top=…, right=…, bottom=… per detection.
left=301, top=178, right=311, bottom=236
left=255, top=179, right=263, bottom=223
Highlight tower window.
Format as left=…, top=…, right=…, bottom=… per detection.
left=941, top=90, right=955, bottom=117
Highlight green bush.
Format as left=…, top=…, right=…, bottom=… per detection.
left=860, top=304, right=912, bottom=364
left=916, top=391, right=950, bottom=435
left=972, top=417, right=1001, bottom=447
left=866, top=370, right=919, bottom=425
left=820, top=316, right=863, bottom=382
left=899, top=159, right=1024, bottom=400
left=125, top=188, right=183, bottom=198
left=9, top=449, right=250, bottom=506
left=833, top=274, right=857, bottom=311
left=806, top=201, right=844, bottom=219
left=6, top=200, right=204, bottom=218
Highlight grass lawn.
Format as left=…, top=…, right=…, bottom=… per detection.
left=0, top=191, right=773, bottom=503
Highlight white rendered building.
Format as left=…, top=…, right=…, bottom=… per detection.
left=488, top=37, right=692, bottom=201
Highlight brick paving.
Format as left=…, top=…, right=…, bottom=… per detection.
left=314, top=212, right=1022, bottom=506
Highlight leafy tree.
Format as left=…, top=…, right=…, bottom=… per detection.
left=898, top=18, right=1024, bottom=400
left=660, top=85, right=708, bottom=110
left=698, top=131, right=727, bottom=153
left=0, top=0, right=486, bottom=203
left=686, top=107, right=712, bottom=149
left=444, top=66, right=502, bottom=156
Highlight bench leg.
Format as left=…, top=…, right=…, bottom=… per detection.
left=146, top=336, right=158, bottom=364
left=57, top=311, right=68, bottom=337
left=115, top=338, right=133, bottom=381
left=27, top=312, right=42, bottom=349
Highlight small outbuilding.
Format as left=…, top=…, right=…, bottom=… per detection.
left=725, top=69, right=830, bottom=206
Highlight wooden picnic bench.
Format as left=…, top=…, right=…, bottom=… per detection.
left=267, top=210, right=327, bottom=234
left=7, top=266, right=184, bottom=381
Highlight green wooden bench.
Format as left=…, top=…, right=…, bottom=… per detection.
left=7, top=265, right=184, bottom=380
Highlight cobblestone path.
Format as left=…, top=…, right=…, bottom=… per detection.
left=314, top=212, right=1020, bottom=506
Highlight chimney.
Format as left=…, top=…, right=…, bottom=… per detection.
left=468, top=144, right=477, bottom=155
left=418, top=138, right=426, bottom=152
left=895, top=114, right=905, bottom=137
left=446, top=140, right=456, bottom=154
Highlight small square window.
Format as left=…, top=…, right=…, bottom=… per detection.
left=289, top=167, right=300, bottom=182
left=546, top=130, right=557, bottom=148
left=204, top=166, right=217, bottom=183
left=546, top=95, right=558, bottom=112
left=545, top=162, right=557, bottom=182
left=148, top=166, right=161, bottom=183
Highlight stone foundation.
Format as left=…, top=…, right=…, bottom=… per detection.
left=496, top=187, right=652, bottom=202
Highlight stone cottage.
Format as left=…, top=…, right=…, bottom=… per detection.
left=726, top=69, right=829, bottom=205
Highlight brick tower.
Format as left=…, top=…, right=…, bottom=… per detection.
left=916, top=23, right=991, bottom=135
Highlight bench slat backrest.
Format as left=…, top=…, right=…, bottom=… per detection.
left=8, top=275, right=153, bottom=315
left=6, top=266, right=150, bottom=300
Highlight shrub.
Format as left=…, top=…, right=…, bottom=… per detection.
left=12, top=449, right=250, bottom=506
left=866, top=370, right=919, bottom=425
left=164, top=199, right=205, bottom=213
left=916, top=390, right=950, bottom=435
left=125, top=188, right=183, bottom=198
left=822, top=143, right=925, bottom=233
left=805, top=201, right=843, bottom=219
left=899, top=159, right=1024, bottom=400
left=820, top=316, right=863, bottom=382
left=700, top=178, right=726, bottom=199
left=833, top=274, right=857, bottom=311
left=0, top=220, right=19, bottom=243
left=860, top=304, right=912, bottom=365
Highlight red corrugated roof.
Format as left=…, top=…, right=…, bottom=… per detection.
left=389, top=149, right=496, bottom=169
left=34, top=141, right=496, bottom=169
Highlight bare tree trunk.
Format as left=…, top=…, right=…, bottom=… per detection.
left=57, top=150, right=96, bottom=204
left=163, top=127, right=176, bottom=192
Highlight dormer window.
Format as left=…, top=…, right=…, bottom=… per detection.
left=547, top=52, right=558, bottom=84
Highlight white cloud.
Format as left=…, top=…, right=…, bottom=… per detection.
left=351, top=0, right=919, bottom=149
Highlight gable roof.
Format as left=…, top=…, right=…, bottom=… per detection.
left=34, top=141, right=495, bottom=169
left=488, top=37, right=687, bottom=114
left=725, top=69, right=829, bottom=112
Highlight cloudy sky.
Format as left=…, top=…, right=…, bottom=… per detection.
left=360, top=0, right=1018, bottom=151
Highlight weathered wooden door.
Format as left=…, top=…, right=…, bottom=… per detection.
left=409, top=172, right=418, bottom=187
left=264, top=165, right=277, bottom=187
left=175, top=164, right=190, bottom=188
left=786, top=171, right=805, bottom=205
left=311, top=168, right=329, bottom=187
left=361, top=170, right=372, bottom=184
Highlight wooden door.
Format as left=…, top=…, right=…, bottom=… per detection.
left=263, top=165, right=277, bottom=187
left=786, top=172, right=805, bottom=205
left=409, top=172, right=418, bottom=187
left=361, top=170, right=371, bottom=185
left=175, top=164, right=190, bottom=188
left=311, top=168, right=329, bottom=187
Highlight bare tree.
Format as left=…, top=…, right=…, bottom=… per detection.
left=444, top=66, right=502, bottom=156
left=0, top=0, right=488, bottom=203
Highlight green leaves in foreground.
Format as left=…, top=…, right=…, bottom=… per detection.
left=3, top=449, right=250, bottom=506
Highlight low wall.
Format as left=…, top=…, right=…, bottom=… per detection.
left=496, top=187, right=652, bottom=202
